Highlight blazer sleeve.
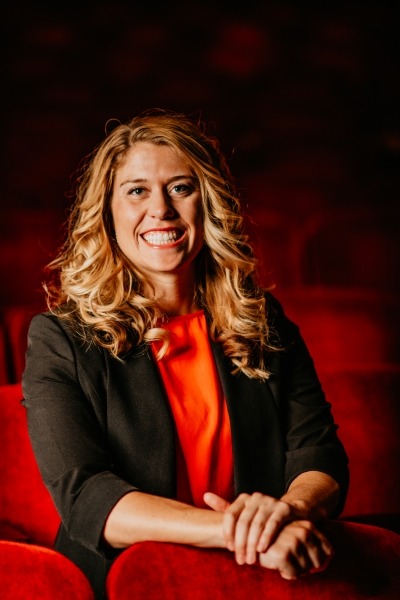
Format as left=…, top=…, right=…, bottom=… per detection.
left=22, top=313, right=137, bottom=557
left=267, top=294, right=349, bottom=514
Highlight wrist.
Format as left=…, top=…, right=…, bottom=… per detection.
left=281, top=472, right=340, bottom=521
left=189, top=506, right=226, bottom=549
left=279, top=497, right=311, bottom=519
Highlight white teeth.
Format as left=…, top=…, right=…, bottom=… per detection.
left=143, top=230, right=180, bottom=245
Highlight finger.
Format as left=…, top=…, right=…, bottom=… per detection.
left=245, top=497, right=281, bottom=563
left=292, top=546, right=313, bottom=573
left=233, top=502, right=263, bottom=564
left=245, top=508, right=270, bottom=564
left=203, top=492, right=230, bottom=512
left=280, top=560, right=302, bottom=581
left=259, top=520, right=331, bottom=580
left=232, top=497, right=261, bottom=564
left=284, top=521, right=333, bottom=574
left=260, top=545, right=299, bottom=580
left=256, top=502, right=292, bottom=553
left=298, top=522, right=333, bottom=571
left=306, top=535, right=334, bottom=572
left=310, top=526, right=334, bottom=559
left=234, top=493, right=283, bottom=565
left=222, top=494, right=249, bottom=552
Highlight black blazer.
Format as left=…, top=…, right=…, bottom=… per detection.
left=22, top=296, right=349, bottom=599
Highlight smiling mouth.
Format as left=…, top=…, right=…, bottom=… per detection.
left=141, top=229, right=185, bottom=246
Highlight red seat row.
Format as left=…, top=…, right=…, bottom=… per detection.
left=245, top=204, right=400, bottom=292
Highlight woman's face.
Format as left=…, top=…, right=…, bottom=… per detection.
left=111, top=142, right=204, bottom=285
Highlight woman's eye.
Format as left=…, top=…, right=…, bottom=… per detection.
left=128, top=187, right=145, bottom=196
left=171, top=184, right=190, bottom=194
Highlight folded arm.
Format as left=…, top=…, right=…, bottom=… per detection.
left=104, top=469, right=339, bottom=581
left=103, top=491, right=225, bottom=549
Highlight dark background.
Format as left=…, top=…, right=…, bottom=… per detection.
left=2, top=0, right=400, bottom=305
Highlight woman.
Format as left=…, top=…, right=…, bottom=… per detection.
left=22, top=110, right=349, bottom=599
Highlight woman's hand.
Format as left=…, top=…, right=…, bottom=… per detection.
left=259, top=519, right=333, bottom=579
left=204, top=491, right=302, bottom=565
left=204, top=472, right=340, bottom=569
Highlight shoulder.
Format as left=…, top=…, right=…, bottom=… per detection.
left=29, top=311, right=69, bottom=334
left=264, top=291, right=300, bottom=348
left=24, top=311, right=113, bottom=400
left=29, top=310, right=78, bottom=343
left=27, top=310, right=102, bottom=361
left=29, top=310, right=95, bottom=342
left=262, top=290, right=321, bottom=385
left=28, top=311, right=73, bottom=343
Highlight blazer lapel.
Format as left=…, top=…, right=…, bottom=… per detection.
left=211, top=341, right=286, bottom=498
left=111, top=347, right=177, bottom=498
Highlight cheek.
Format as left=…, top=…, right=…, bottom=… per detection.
left=112, top=201, right=140, bottom=234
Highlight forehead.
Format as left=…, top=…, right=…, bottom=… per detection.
left=115, top=142, right=193, bottom=179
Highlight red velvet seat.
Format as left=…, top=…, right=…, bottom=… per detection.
left=0, top=383, right=94, bottom=597
left=0, top=305, right=41, bottom=384
left=0, top=383, right=60, bottom=547
left=0, top=322, right=8, bottom=385
left=106, top=521, right=400, bottom=600
left=1, top=306, right=34, bottom=383
left=0, top=541, right=94, bottom=600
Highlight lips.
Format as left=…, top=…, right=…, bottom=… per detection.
left=141, top=228, right=185, bottom=246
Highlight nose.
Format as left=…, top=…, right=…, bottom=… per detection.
left=147, top=189, right=176, bottom=219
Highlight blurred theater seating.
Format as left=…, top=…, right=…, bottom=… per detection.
left=275, top=285, right=400, bottom=370
left=0, top=209, right=62, bottom=307
left=298, top=205, right=400, bottom=291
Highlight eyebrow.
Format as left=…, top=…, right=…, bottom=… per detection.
left=119, top=175, right=197, bottom=187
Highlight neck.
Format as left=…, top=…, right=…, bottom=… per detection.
left=144, top=271, right=199, bottom=316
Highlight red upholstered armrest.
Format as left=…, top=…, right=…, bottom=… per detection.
left=0, top=541, right=94, bottom=600
left=106, top=521, right=400, bottom=600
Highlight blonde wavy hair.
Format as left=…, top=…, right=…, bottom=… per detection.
left=47, top=109, right=276, bottom=379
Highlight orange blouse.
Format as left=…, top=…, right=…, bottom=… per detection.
left=151, top=310, right=234, bottom=508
